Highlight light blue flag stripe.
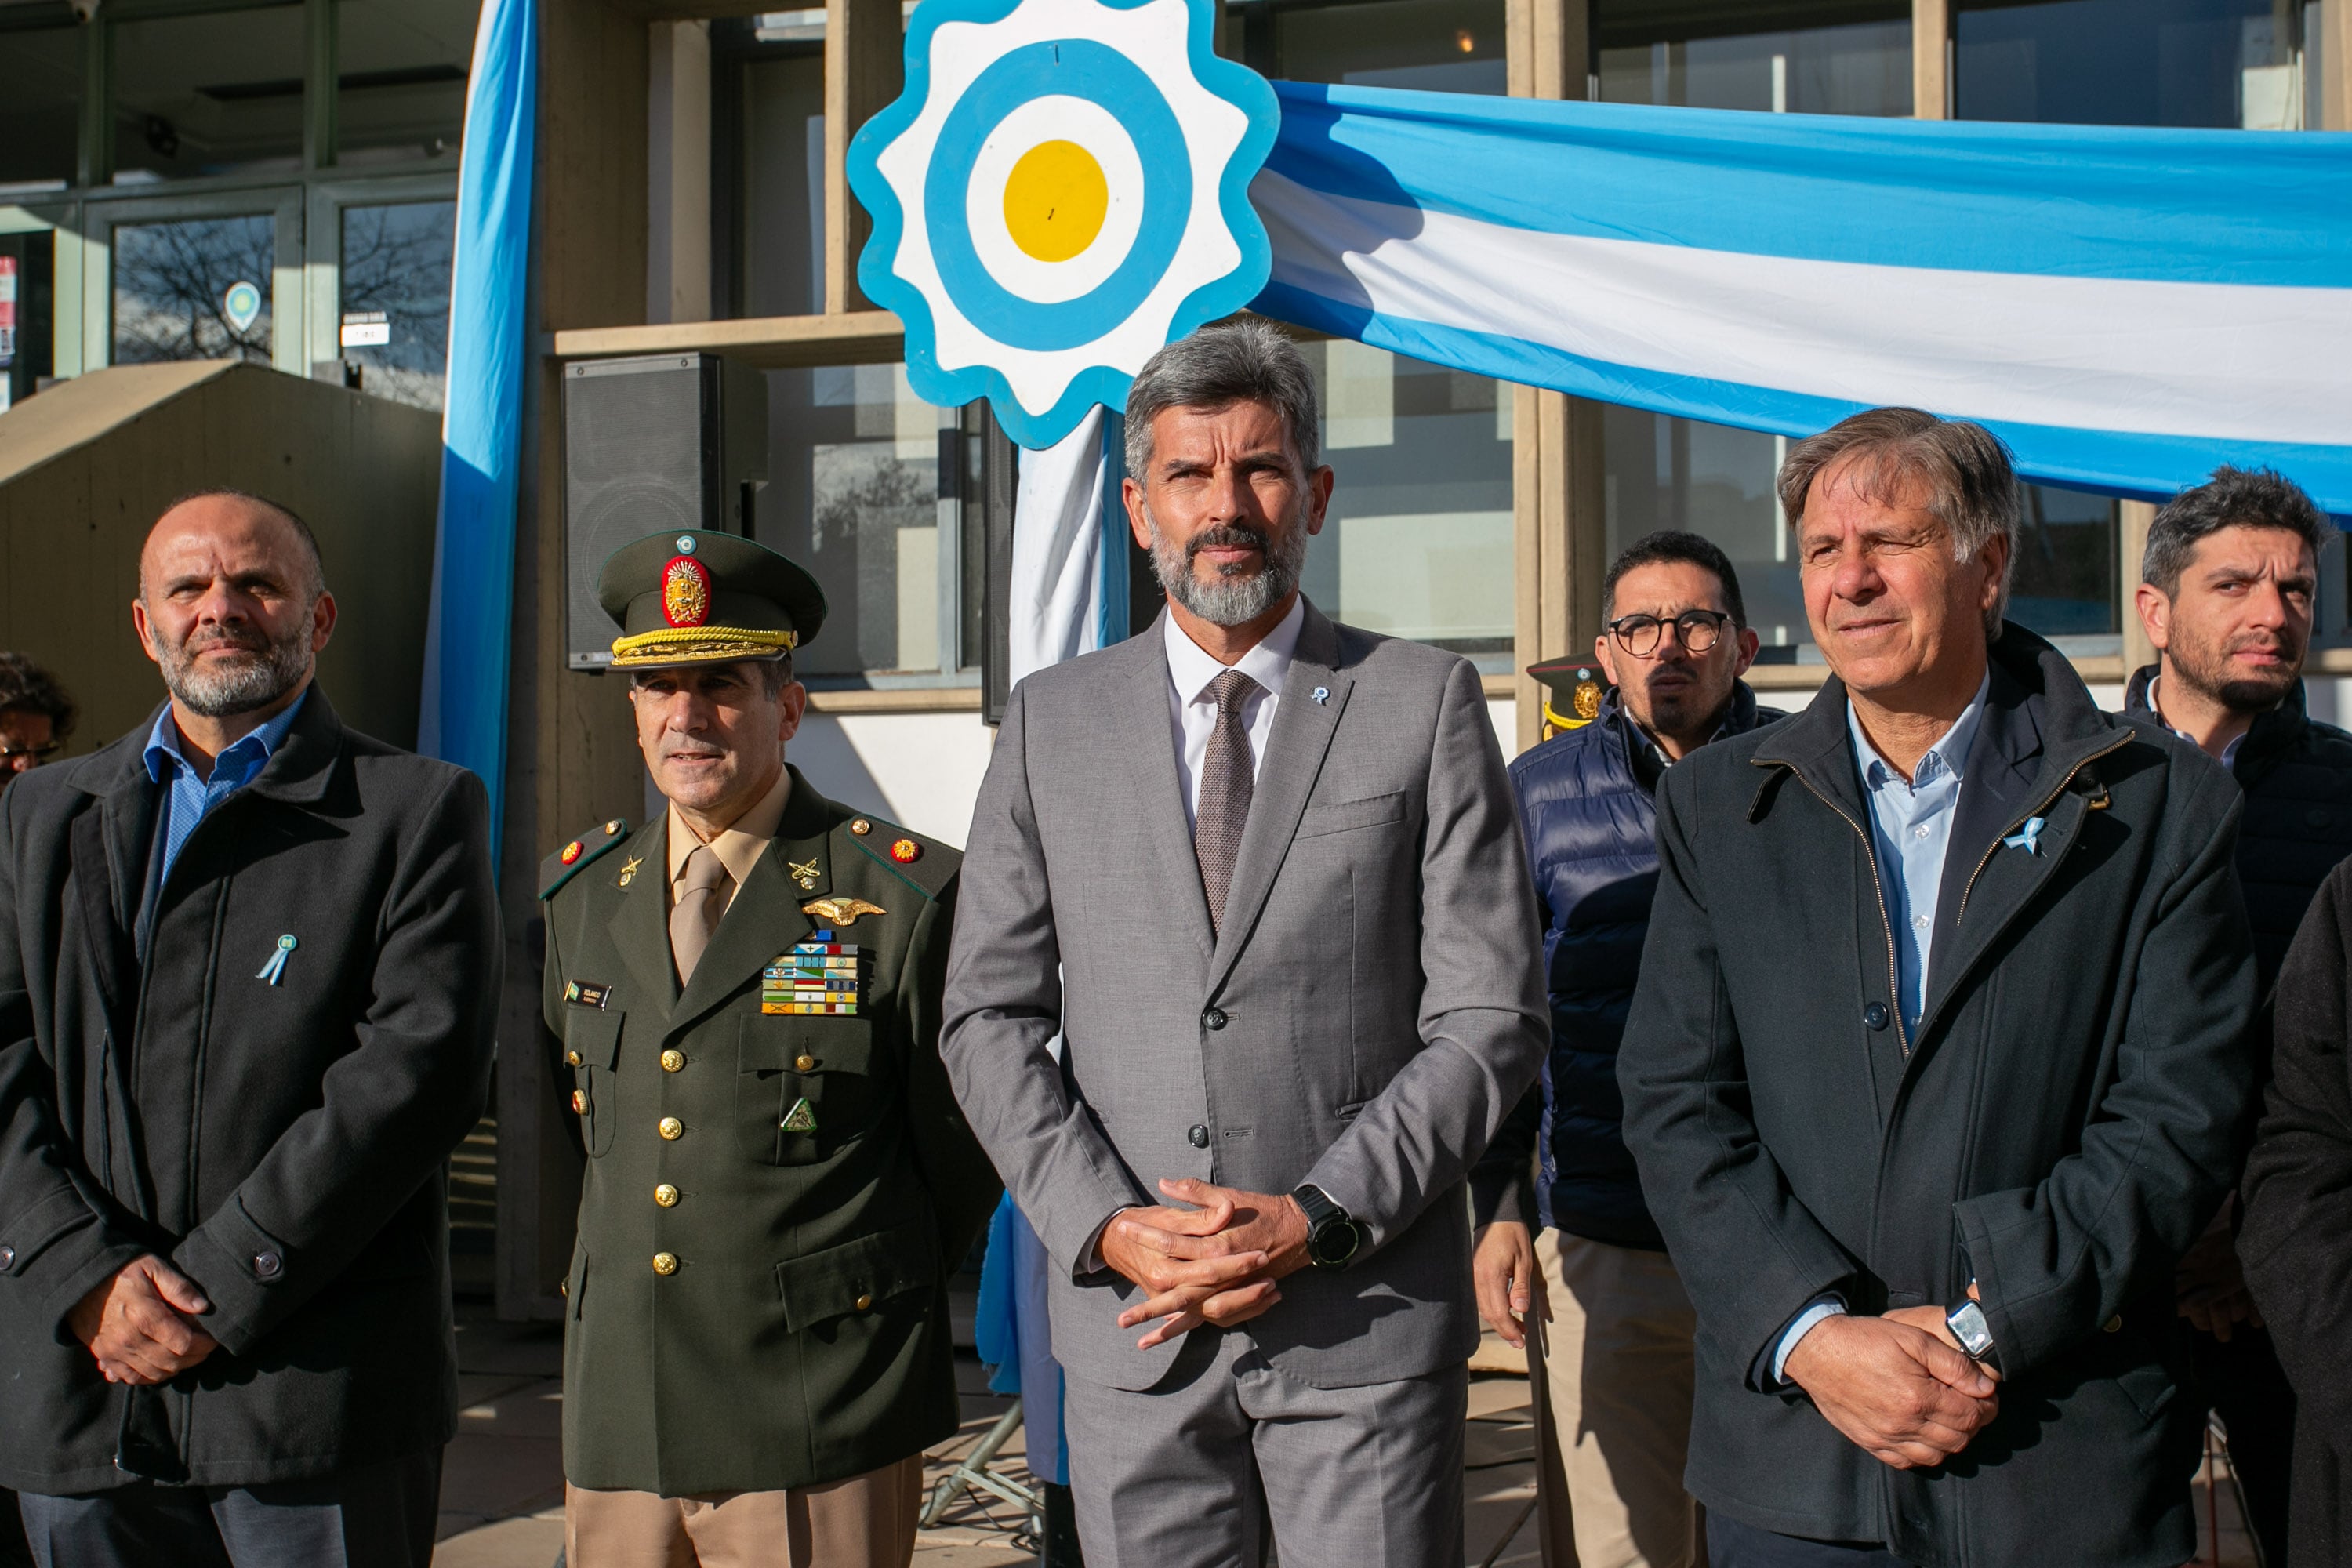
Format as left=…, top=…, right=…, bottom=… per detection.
left=419, top=0, right=537, bottom=855
left=1265, top=81, right=2352, bottom=289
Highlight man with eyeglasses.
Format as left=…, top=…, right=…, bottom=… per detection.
left=0, top=654, right=75, bottom=795
left=1472, top=530, right=1779, bottom=1568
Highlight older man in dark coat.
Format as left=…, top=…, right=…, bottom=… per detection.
left=0, top=490, right=499, bottom=1567
left=1621, top=410, right=2256, bottom=1568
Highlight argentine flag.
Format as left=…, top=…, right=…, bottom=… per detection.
left=1252, top=83, right=2352, bottom=514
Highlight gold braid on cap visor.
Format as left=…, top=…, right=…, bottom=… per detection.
left=608, top=626, right=798, bottom=667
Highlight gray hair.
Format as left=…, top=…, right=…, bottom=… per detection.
left=2143, top=465, right=2333, bottom=597
left=1777, top=407, right=2019, bottom=637
left=1123, top=319, right=1321, bottom=480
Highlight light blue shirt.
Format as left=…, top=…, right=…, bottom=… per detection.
left=143, top=691, right=308, bottom=890
left=1847, top=671, right=1991, bottom=1034
left=1772, top=669, right=1991, bottom=1385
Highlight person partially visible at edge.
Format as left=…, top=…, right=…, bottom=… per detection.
left=540, top=528, right=998, bottom=1568
left=1618, top=408, right=2257, bottom=1568
left=0, top=489, right=501, bottom=1567
left=2122, top=464, right=2341, bottom=1568
left=2240, top=856, right=2352, bottom=1568
left=0, top=653, right=75, bottom=794
left=940, top=320, right=1548, bottom=1566
left=1472, top=529, right=1781, bottom=1568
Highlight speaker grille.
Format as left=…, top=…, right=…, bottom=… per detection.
left=564, top=356, right=714, bottom=669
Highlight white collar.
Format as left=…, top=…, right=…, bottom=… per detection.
left=1163, top=595, right=1305, bottom=706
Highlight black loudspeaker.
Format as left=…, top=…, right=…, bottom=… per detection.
left=562, top=352, right=768, bottom=671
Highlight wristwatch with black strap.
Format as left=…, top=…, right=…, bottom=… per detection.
left=1293, top=1184, right=1362, bottom=1271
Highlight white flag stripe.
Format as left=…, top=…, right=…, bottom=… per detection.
left=1256, top=169, right=2352, bottom=450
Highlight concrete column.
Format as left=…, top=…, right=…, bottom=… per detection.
left=2327, top=0, right=2350, bottom=131
left=647, top=20, right=713, bottom=325
left=1913, top=0, right=1951, bottom=119
left=826, top=0, right=904, bottom=314
left=2119, top=499, right=2157, bottom=680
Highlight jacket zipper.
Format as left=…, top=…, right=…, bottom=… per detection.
left=1951, top=735, right=2132, bottom=927
left=1783, top=771, right=1913, bottom=1060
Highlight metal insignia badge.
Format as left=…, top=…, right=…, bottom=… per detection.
left=662, top=554, right=713, bottom=627
left=890, top=838, right=920, bottom=863
left=781, top=1096, right=818, bottom=1134
left=565, top=979, right=613, bottom=1009
left=617, top=855, right=643, bottom=888
left=803, top=896, right=886, bottom=927
left=1573, top=674, right=1602, bottom=721
left=560, top=840, right=583, bottom=865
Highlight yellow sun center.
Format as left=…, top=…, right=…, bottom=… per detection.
left=1002, top=140, right=1109, bottom=263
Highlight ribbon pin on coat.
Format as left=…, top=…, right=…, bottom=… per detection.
left=2002, top=817, right=2047, bottom=856
left=257, top=933, right=297, bottom=985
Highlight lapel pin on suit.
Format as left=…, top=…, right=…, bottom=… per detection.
left=1312, top=686, right=1330, bottom=705
left=257, top=933, right=296, bottom=985
left=2003, top=816, right=2047, bottom=855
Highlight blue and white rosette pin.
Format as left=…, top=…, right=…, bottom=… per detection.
left=849, top=0, right=1279, bottom=449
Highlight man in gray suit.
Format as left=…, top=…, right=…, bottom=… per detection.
left=941, top=321, right=1548, bottom=1567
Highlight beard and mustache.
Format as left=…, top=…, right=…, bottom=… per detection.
left=2169, top=625, right=2305, bottom=715
left=151, top=613, right=314, bottom=717
left=1143, top=506, right=1311, bottom=628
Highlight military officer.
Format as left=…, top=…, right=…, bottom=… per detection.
left=540, top=529, right=1000, bottom=1568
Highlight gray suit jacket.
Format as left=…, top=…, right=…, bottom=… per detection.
left=942, top=600, right=1547, bottom=1392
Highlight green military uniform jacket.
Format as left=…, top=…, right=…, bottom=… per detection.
left=539, top=766, right=1000, bottom=1496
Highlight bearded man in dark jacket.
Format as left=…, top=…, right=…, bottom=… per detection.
left=0, top=491, right=499, bottom=1567
left=2122, top=464, right=2345, bottom=1568
left=1472, top=530, right=1780, bottom=1568
left=1621, top=410, right=2256, bottom=1568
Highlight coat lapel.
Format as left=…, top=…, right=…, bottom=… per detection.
left=608, top=815, right=680, bottom=1023
left=1115, top=622, right=1215, bottom=966
left=670, top=771, right=831, bottom=1031
left=1207, top=602, right=1350, bottom=994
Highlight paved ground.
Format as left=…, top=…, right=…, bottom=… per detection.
left=427, top=1306, right=2253, bottom=1567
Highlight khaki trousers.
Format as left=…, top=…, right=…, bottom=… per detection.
left=1525, top=1230, right=1703, bottom=1568
left=564, top=1455, right=924, bottom=1568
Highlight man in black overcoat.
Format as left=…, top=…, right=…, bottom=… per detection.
left=1620, top=410, right=2257, bottom=1568
left=0, top=490, right=500, bottom=1566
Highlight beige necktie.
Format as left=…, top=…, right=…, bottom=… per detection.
left=670, top=844, right=730, bottom=985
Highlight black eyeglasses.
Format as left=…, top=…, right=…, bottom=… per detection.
left=0, top=742, right=60, bottom=768
left=1606, top=609, right=1734, bottom=658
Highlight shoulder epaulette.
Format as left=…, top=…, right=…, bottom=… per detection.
left=839, top=814, right=960, bottom=902
left=540, top=818, right=634, bottom=900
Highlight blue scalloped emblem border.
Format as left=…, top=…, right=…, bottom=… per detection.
left=848, top=0, right=1280, bottom=450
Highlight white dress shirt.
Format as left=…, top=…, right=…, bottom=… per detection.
left=1163, top=595, right=1305, bottom=829
left=2145, top=673, right=2249, bottom=771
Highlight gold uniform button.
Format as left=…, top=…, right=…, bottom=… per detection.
left=850, top=818, right=871, bottom=836
left=795, top=1054, right=817, bottom=1072
left=654, top=1184, right=680, bottom=1208
left=661, top=1049, right=687, bottom=1073
left=652, top=1252, right=678, bottom=1276
left=2103, top=1315, right=2123, bottom=1333
left=855, top=1293, right=873, bottom=1312
left=659, top=1116, right=684, bottom=1141
left=570, top=1089, right=587, bottom=1115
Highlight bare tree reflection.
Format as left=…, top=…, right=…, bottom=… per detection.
left=112, top=216, right=273, bottom=365
left=339, top=202, right=455, bottom=411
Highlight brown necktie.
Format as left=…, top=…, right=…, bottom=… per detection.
left=1194, top=669, right=1260, bottom=932
left=670, top=844, right=730, bottom=985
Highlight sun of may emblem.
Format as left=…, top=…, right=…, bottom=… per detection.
left=848, top=0, right=1279, bottom=448
left=662, top=555, right=711, bottom=628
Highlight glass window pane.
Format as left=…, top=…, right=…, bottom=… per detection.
left=0, top=27, right=81, bottom=192
left=1274, top=0, right=1508, bottom=93
left=757, top=364, right=953, bottom=677
left=1298, top=343, right=1515, bottom=660
left=112, top=215, right=276, bottom=365
left=1957, top=0, right=2297, bottom=129
left=2009, top=484, right=2118, bottom=636
left=1597, top=18, right=1912, bottom=114
left=338, top=200, right=455, bottom=409
left=114, top=4, right=307, bottom=183
left=741, top=53, right=826, bottom=318
left=336, top=0, right=478, bottom=166
left=1603, top=405, right=1811, bottom=657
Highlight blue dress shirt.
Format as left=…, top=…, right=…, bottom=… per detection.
left=143, top=691, right=308, bottom=890
left=1771, top=669, right=1991, bottom=1385
left=1848, top=671, right=1991, bottom=1034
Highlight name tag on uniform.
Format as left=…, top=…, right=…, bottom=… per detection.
left=565, top=979, right=613, bottom=1010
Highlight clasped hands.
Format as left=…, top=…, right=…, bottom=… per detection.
left=66, top=1254, right=217, bottom=1385
left=1098, top=1178, right=1312, bottom=1349
left=1782, top=1287, right=2000, bottom=1472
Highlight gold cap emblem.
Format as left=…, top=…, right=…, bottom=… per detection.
left=662, top=555, right=712, bottom=627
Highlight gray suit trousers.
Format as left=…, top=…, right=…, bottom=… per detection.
left=1062, top=1327, right=1468, bottom=1568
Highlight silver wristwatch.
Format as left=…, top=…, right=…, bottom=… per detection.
left=1946, top=1299, right=1997, bottom=1365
